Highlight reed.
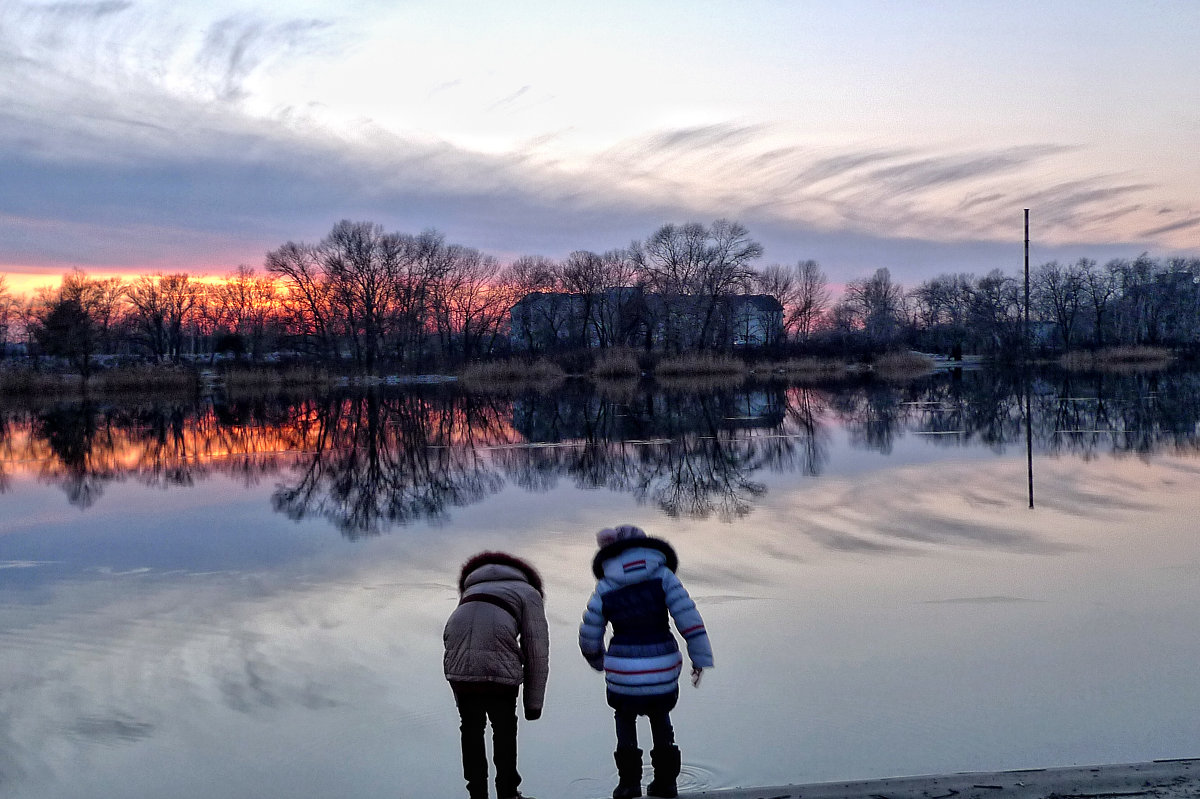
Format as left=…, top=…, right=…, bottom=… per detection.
left=458, top=358, right=567, bottom=390
left=590, top=349, right=642, bottom=379
left=222, top=364, right=335, bottom=390
left=0, top=369, right=79, bottom=395
left=1060, top=346, right=1173, bottom=371
left=0, top=364, right=200, bottom=395
left=654, top=352, right=747, bottom=377
left=872, top=351, right=937, bottom=380
left=655, top=372, right=748, bottom=391
left=768, top=357, right=849, bottom=380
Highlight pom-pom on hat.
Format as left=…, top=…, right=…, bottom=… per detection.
left=596, top=524, right=647, bottom=548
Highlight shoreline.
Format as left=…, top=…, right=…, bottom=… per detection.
left=682, top=759, right=1200, bottom=799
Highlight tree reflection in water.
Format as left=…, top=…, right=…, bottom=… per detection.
left=497, top=386, right=827, bottom=520
left=35, top=403, right=111, bottom=508
left=4, top=367, right=1200, bottom=533
left=270, top=392, right=512, bottom=538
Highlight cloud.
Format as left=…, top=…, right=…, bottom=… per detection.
left=579, top=125, right=1175, bottom=254
left=27, top=1, right=131, bottom=15
left=0, top=2, right=1194, bottom=284
left=199, top=15, right=332, bottom=102
left=639, top=122, right=767, bottom=154
left=486, top=84, right=532, bottom=112
left=865, top=145, right=1074, bottom=195
left=1140, top=216, right=1200, bottom=237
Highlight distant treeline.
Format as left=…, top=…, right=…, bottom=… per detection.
left=2, top=218, right=1198, bottom=378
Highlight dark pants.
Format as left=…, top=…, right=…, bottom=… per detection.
left=451, top=682, right=521, bottom=799
left=610, top=690, right=677, bottom=751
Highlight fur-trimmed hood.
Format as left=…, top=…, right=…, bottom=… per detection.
left=458, top=551, right=544, bottom=596
left=592, top=536, right=677, bottom=578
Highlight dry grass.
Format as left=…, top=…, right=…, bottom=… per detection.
left=458, top=358, right=567, bottom=391
left=94, top=365, right=199, bottom=392
left=0, top=369, right=80, bottom=395
left=655, top=372, right=748, bottom=391
left=0, top=364, right=200, bottom=395
left=1060, top=346, right=1174, bottom=372
left=654, top=352, right=747, bottom=377
left=872, top=351, right=937, bottom=380
left=590, top=349, right=642, bottom=379
left=767, top=357, right=850, bottom=380
left=221, top=365, right=335, bottom=390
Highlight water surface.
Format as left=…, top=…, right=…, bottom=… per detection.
left=1, top=369, right=1198, bottom=798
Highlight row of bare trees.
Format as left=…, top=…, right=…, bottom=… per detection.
left=829, top=255, right=1200, bottom=356
left=265, top=218, right=838, bottom=363
left=3, top=267, right=285, bottom=372
left=4, top=216, right=1196, bottom=376
left=1, top=218, right=831, bottom=373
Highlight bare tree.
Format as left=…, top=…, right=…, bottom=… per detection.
left=841, top=268, right=905, bottom=349
left=35, top=296, right=97, bottom=379
left=58, top=270, right=126, bottom=355
left=392, top=229, right=448, bottom=364
left=266, top=240, right=338, bottom=359
left=755, top=259, right=830, bottom=342
left=430, top=246, right=505, bottom=362
left=126, top=274, right=200, bottom=362
left=967, top=270, right=1023, bottom=354
left=0, top=276, right=17, bottom=358
left=319, top=220, right=407, bottom=372
left=1032, top=259, right=1086, bottom=350
left=596, top=248, right=643, bottom=348
left=560, top=250, right=606, bottom=349
left=1156, top=257, right=1200, bottom=346
left=501, top=255, right=570, bottom=352
left=631, top=219, right=763, bottom=350
left=209, top=265, right=279, bottom=360
left=1082, top=259, right=1119, bottom=348
left=1110, top=254, right=1159, bottom=345
left=909, top=273, right=973, bottom=356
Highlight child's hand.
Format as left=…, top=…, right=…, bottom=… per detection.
left=691, top=667, right=703, bottom=687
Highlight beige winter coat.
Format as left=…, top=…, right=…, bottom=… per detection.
left=443, top=552, right=550, bottom=719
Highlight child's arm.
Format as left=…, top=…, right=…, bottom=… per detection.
left=520, top=589, right=550, bottom=719
left=578, top=587, right=607, bottom=671
left=662, top=571, right=714, bottom=670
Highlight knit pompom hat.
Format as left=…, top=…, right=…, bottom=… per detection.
left=596, top=524, right=647, bottom=548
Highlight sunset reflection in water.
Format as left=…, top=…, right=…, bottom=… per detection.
left=1, top=370, right=1200, bottom=798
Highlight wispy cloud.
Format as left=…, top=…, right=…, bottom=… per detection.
left=866, top=145, right=1073, bottom=195
left=199, top=15, right=332, bottom=101
left=0, top=2, right=1193, bottom=283
left=1140, top=216, right=1200, bottom=237
left=486, top=84, right=532, bottom=112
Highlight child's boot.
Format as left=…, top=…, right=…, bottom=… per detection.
left=646, top=745, right=681, bottom=798
left=612, top=746, right=643, bottom=799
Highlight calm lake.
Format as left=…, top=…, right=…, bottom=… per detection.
left=1, top=368, right=1199, bottom=798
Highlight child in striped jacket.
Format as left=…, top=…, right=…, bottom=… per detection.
left=579, top=525, right=714, bottom=799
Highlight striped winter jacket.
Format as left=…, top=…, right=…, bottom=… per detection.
left=578, top=537, right=713, bottom=698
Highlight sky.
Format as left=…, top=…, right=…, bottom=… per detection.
left=2, top=0, right=1198, bottom=295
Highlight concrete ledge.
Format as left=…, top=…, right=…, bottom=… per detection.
left=683, top=759, right=1200, bottom=799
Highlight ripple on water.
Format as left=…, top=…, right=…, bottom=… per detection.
left=588, top=758, right=727, bottom=794
left=678, top=759, right=727, bottom=793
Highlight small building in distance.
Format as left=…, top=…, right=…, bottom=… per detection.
left=509, top=288, right=782, bottom=351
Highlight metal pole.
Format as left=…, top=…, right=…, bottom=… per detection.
left=1024, top=209, right=1030, bottom=359
left=1024, top=209, right=1034, bottom=509
left=1026, top=380, right=1034, bottom=509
